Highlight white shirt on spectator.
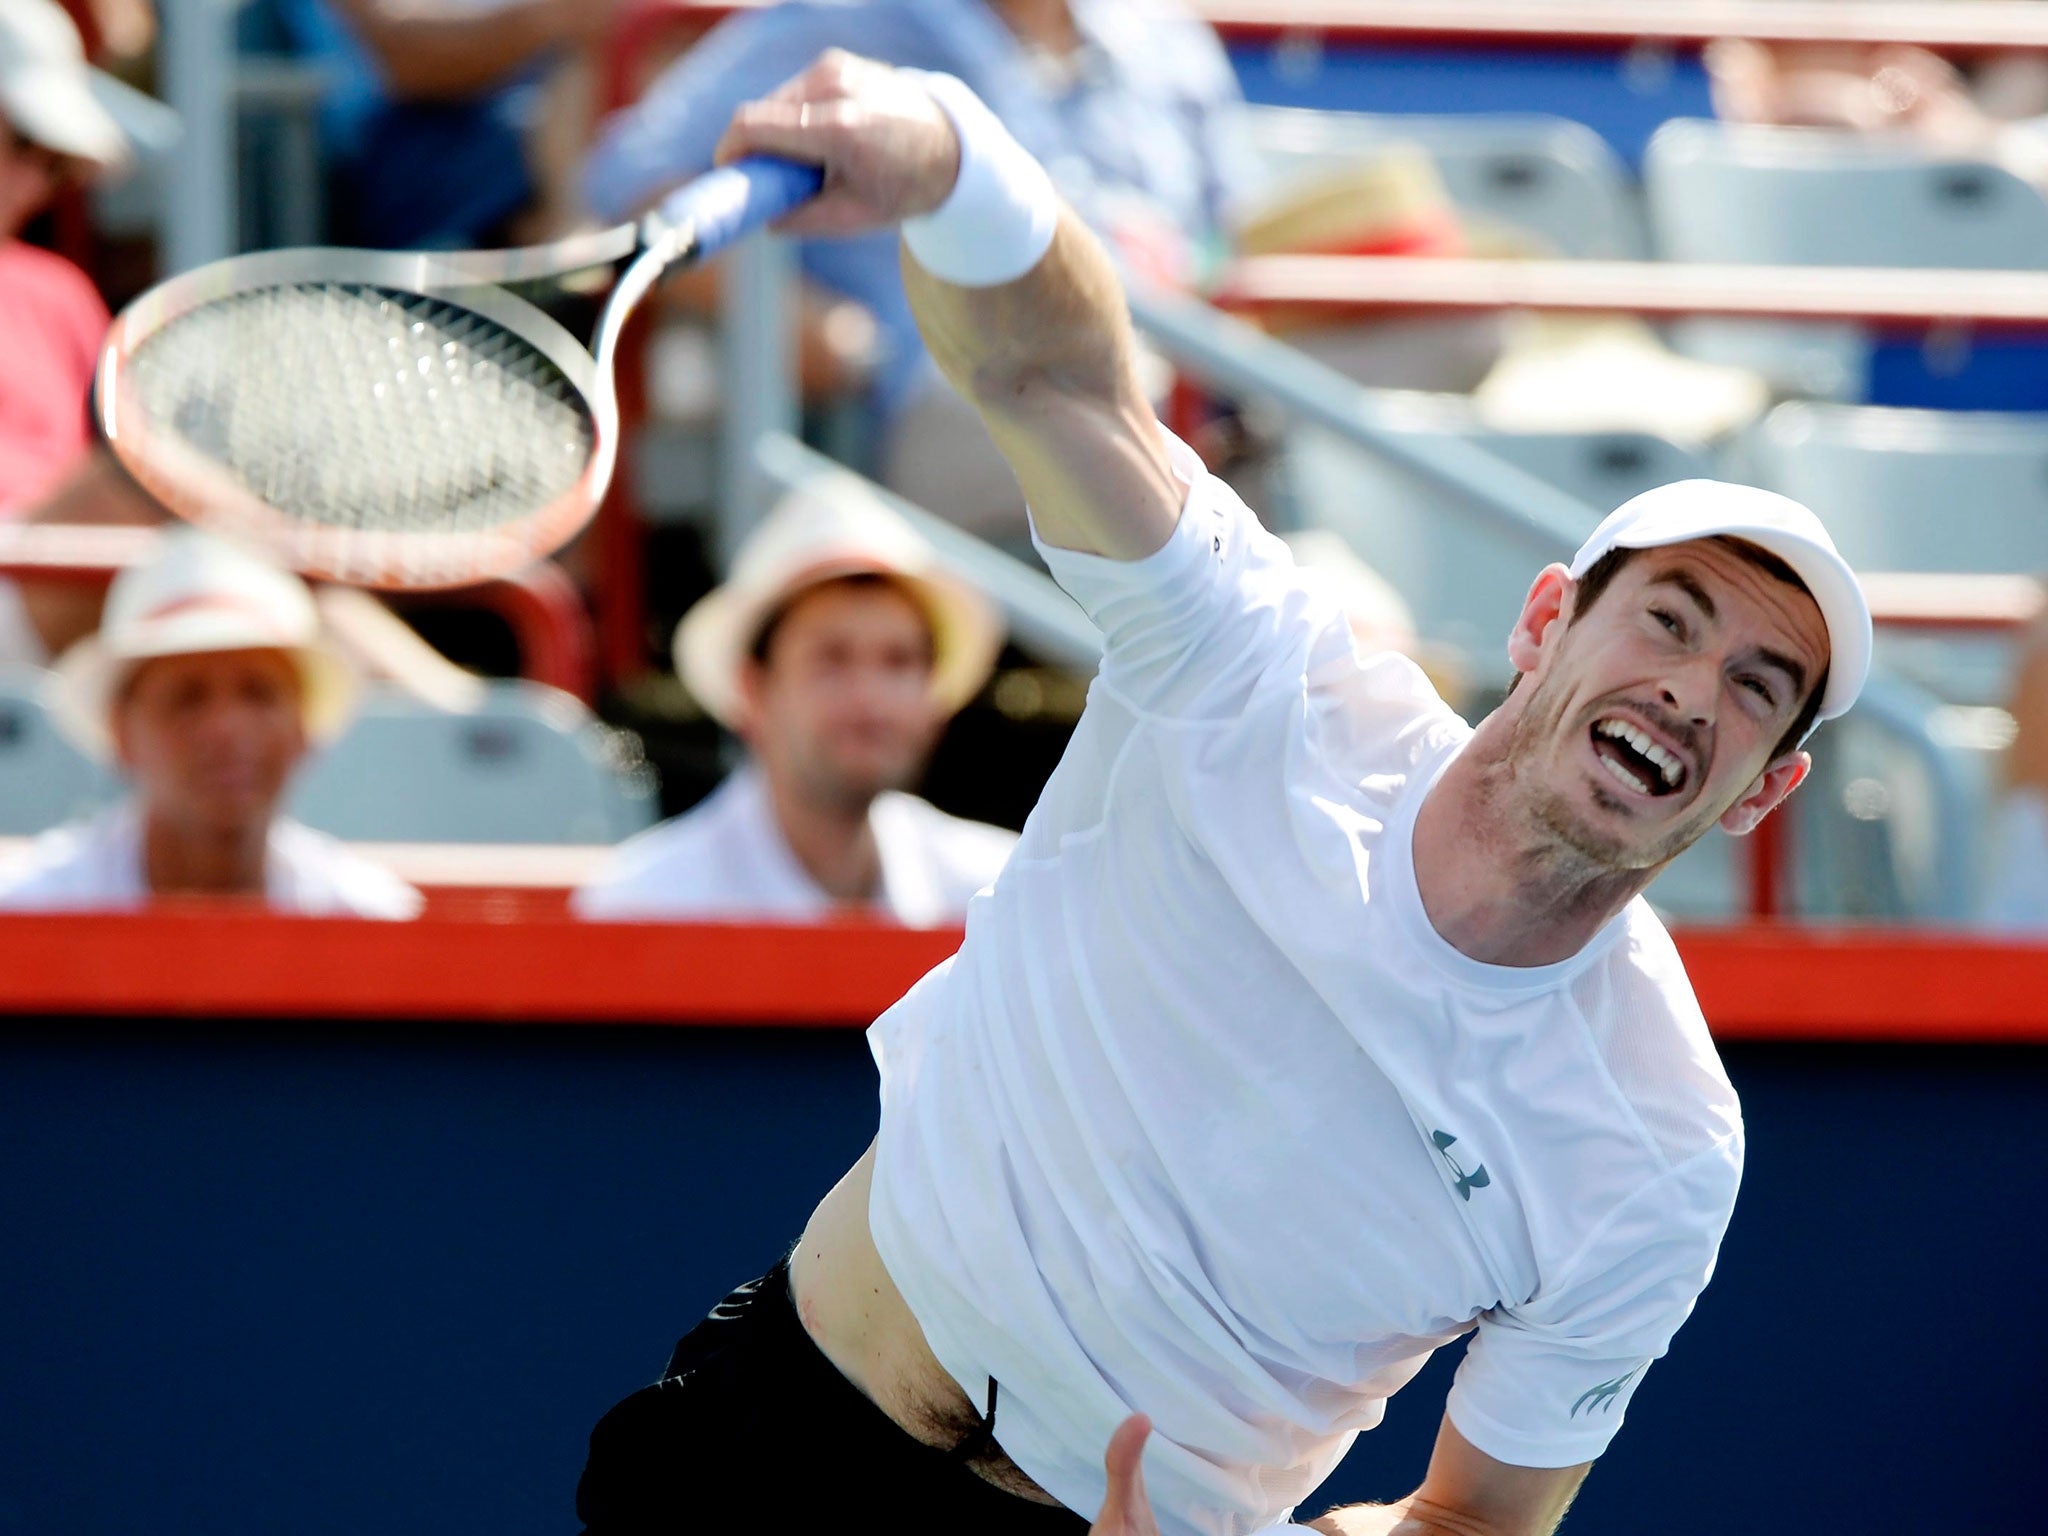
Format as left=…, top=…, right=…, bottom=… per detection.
left=865, top=430, right=1744, bottom=1535
left=1981, top=786, right=2048, bottom=931
left=0, top=800, right=423, bottom=919
left=571, top=765, right=1017, bottom=926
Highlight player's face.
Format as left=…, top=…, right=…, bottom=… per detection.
left=742, top=578, right=943, bottom=815
left=1504, top=540, right=1830, bottom=871
left=113, top=649, right=309, bottom=837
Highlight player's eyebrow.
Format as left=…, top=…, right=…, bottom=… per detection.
left=1648, top=569, right=1716, bottom=621
left=1752, top=646, right=1808, bottom=702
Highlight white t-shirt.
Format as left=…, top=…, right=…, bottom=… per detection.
left=866, top=432, right=1743, bottom=1535
left=571, top=764, right=1018, bottom=926
left=0, top=800, right=423, bottom=919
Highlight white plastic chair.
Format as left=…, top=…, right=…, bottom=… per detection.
left=1247, top=106, right=1646, bottom=258
left=1745, top=401, right=2048, bottom=574
left=1643, top=119, right=2048, bottom=399
left=0, top=668, right=119, bottom=835
left=288, top=682, right=659, bottom=845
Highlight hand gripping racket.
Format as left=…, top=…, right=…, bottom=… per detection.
left=94, top=157, right=825, bottom=589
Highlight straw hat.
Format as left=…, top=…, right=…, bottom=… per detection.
left=676, top=473, right=1003, bottom=730
left=0, top=0, right=130, bottom=173
left=51, top=529, right=358, bottom=759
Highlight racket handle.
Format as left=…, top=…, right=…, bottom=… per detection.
left=650, top=157, right=826, bottom=259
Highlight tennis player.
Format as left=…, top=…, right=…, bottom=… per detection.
left=576, top=54, right=1872, bottom=1536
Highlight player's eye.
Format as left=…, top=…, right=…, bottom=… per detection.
left=1650, top=607, right=1681, bottom=636
left=1739, top=675, right=1776, bottom=708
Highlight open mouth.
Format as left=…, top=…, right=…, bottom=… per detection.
left=1589, top=717, right=1688, bottom=799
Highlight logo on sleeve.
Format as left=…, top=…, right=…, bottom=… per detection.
left=1431, top=1129, right=1490, bottom=1201
left=1570, top=1366, right=1643, bottom=1418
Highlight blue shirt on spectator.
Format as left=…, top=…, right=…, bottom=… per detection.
left=270, top=0, right=546, bottom=248
left=582, top=0, right=1254, bottom=418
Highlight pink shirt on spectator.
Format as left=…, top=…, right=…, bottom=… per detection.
left=0, top=240, right=107, bottom=512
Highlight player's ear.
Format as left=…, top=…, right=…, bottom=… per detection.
left=1505, top=563, right=1573, bottom=682
left=1720, top=750, right=1810, bottom=835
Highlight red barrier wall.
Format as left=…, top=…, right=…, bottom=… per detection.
left=1, top=912, right=2042, bottom=1040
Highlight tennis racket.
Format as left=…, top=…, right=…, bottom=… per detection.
left=94, top=157, right=825, bottom=590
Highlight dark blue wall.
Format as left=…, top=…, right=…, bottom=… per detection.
left=1, top=1019, right=2039, bottom=1534
left=1227, top=43, right=1714, bottom=171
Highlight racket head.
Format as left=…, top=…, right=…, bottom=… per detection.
left=96, top=246, right=616, bottom=591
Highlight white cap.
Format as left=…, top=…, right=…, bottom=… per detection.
left=51, top=529, right=357, bottom=759
left=0, top=0, right=129, bottom=172
left=676, top=472, right=1002, bottom=730
left=1569, top=479, right=1871, bottom=728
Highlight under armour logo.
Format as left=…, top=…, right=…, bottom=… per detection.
left=1431, top=1130, right=1489, bottom=1201
left=1571, top=1366, right=1642, bottom=1418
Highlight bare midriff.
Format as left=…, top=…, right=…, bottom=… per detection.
left=788, top=1141, right=1063, bottom=1506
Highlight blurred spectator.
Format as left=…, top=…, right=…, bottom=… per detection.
left=1983, top=593, right=2048, bottom=932
left=574, top=474, right=1012, bottom=924
left=582, top=0, right=1254, bottom=535
left=0, top=0, right=168, bottom=660
left=0, top=0, right=120, bottom=509
left=1706, top=38, right=2048, bottom=191
left=0, top=529, right=422, bottom=917
left=270, top=0, right=616, bottom=247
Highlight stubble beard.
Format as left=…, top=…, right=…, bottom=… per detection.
left=1507, top=676, right=1717, bottom=879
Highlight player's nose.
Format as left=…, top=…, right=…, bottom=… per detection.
left=1656, top=653, right=1718, bottom=727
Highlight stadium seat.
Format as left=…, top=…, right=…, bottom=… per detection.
left=1284, top=395, right=1710, bottom=673
left=1645, top=119, right=2048, bottom=267
left=1743, top=401, right=2048, bottom=574
left=1793, top=673, right=1995, bottom=923
left=0, top=668, right=119, bottom=835
left=288, top=682, right=660, bottom=845
left=1643, top=119, right=2048, bottom=399
left=1246, top=106, right=1646, bottom=258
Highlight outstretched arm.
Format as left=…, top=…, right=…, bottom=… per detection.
left=713, top=51, right=1182, bottom=562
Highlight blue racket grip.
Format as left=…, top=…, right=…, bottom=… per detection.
left=652, top=157, right=826, bottom=258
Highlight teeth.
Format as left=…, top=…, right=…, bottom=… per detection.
left=1599, top=753, right=1652, bottom=795
left=1595, top=717, right=1685, bottom=788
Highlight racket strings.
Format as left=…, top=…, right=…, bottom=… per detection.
left=122, top=283, right=596, bottom=537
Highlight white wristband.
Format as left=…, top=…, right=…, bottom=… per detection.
left=902, top=70, right=1060, bottom=287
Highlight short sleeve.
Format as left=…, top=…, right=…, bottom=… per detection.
left=1031, top=429, right=1349, bottom=721
left=1444, top=1136, right=1743, bottom=1468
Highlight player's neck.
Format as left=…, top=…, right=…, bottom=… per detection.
left=759, top=765, right=884, bottom=906
left=140, top=807, right=271, bottom=898
left=1411, top=728, right=1657, bottom=968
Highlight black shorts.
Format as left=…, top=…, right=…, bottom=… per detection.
left=576, top=1257, right=1090, bottom=1531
